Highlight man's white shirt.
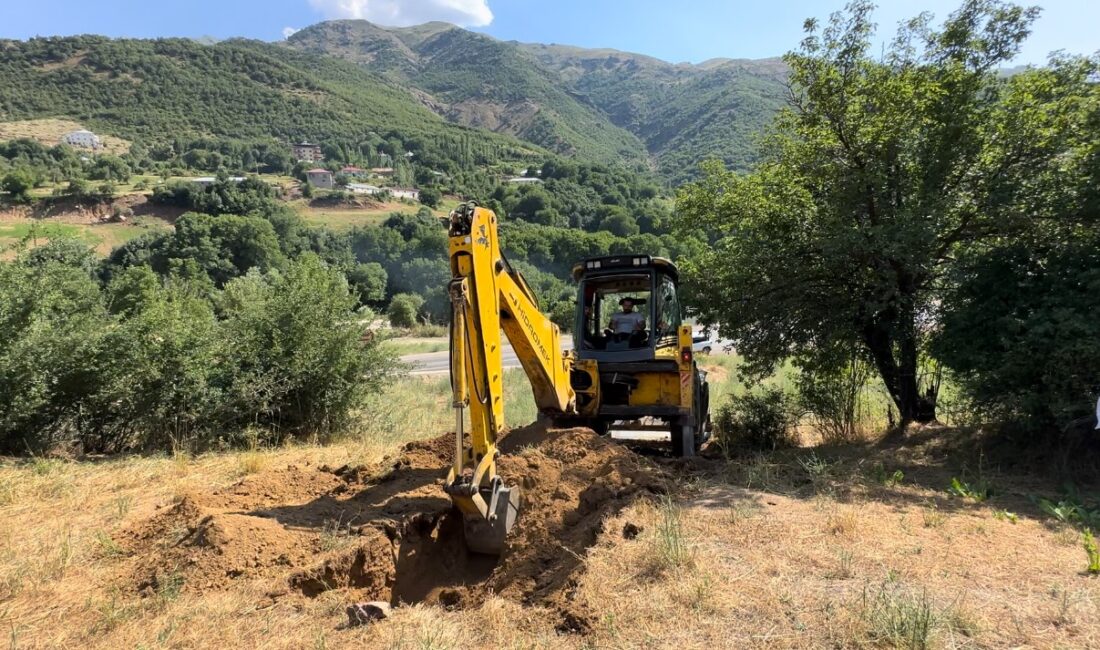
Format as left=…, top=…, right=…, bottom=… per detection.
left=610, top=311, right=645, bottom=334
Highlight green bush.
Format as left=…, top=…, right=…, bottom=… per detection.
left=713, top=388, right=799, bottom=452
left=796, top=352, right=872, bottom=444
left=0, top=243, right=400, bottom=453
left=1, top=169, right=35, bottom=202
left=418, top=187, right=441, bottom=208
left=936, top=233, right=1100, bottom=432
left=387, top=292, right=425, bottom=329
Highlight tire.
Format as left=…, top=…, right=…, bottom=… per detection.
left=588, top=419, right=610, bottom=436
left=702, top=346, right=712, bottom=355
left=671, top=424, right=696, bottom=458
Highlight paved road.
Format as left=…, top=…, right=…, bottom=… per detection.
left=403, top=339, right=574, bottom=375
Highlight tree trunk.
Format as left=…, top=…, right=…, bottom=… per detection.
left=862, top=322, right=937, bottom=425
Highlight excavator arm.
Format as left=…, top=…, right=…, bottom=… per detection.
left=445, top=203, right=576, bottom=553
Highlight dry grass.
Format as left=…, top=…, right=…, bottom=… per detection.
left=292, top=200, right=441, bottom=230
left=2, top=380, right=1099, bottom=648
left=0, top=118, right=131, bottom=153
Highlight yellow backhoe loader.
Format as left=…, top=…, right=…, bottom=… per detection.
left=444, top=202, right=710, bottom=554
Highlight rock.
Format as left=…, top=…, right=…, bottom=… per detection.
left=346, top=601, right=391, bottom=626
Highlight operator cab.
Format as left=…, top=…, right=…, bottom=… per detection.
left=572, top=255, right=682, bottom=363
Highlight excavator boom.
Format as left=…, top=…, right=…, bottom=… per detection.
left=444, top=202, right=708, bottom=553
left=445, top=203, right=575, bottom=553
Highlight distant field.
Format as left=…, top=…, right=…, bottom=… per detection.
left=0, top=118, right=130, bottom=154
left=293, top=197, right=455, bottom=230
left=0, top=215, right=171, bottom=257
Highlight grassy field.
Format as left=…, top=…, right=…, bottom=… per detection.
left=1, top=364, right=1098, bottom=648
left=0, top=118, right=131, bottom=154
left=383, top=337, right=450, bottom=356
left=292, top=197, right=460, bottom=230
left=0, top=215, right=171, bottom=257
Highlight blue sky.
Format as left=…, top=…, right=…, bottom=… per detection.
left=1, top=0, right=1095, bottom=65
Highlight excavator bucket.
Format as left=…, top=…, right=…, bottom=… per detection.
left=462, top=485, right=521, bottom=555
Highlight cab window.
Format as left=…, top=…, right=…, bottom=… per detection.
left=579, top=274, right=651, bottom=350
left=656, top=275, right=681, bottom=341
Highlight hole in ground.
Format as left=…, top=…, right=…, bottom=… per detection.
left=288, top=511, right=497, bottom=607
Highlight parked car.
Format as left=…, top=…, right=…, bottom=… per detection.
left=691, top=328, right=734, bottom=355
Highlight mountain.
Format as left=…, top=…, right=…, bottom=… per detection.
left=285, top=21, right=651, bottom=168
left=0, top=35, right=541, bottom=162
left=286, top=21, right=789, bottom=182
left=0, top=27, right=789, bottom=185
left=521, top=44, right=789, bottom=183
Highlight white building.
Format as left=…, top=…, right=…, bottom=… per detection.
left=62, top=129, right=101, bottom=149
left=347, top=183, right=383, bottom=195
left=192, top=176, right=245, bottom=187
left=391, top=188, right=420, bottom=201
left=506, top=177, right=543, bottom=184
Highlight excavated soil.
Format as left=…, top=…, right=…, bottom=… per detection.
left=118, top=424, right=669, bottom=628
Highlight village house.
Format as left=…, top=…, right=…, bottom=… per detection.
left=347, top=183, right=383, bottom=195
left=391, top=187, right=420, bottom=201
left=506, top=177, right=543, bottom=184
left=340, top=166, right=367, bottom=179
left=305, top=168, right=334, bottom=189
left=62, top=129, right=101, bottom=149
left=292, top=142, right=324, bottom=162
left=192, top=176, right=245, bottom=187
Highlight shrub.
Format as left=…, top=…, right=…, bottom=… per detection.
left=1, top=169, right=35, bottom=201
left=935, top=234, right=1100, bottom=432
left=387, top=292, right=424, bottom=329
left=218, top=255, right=398, bottom=439
left=796, top=351, right=872, bottom=444
left=713, top=388, right=799, bottom=452
left=0, top=245, right=400, bottom=453
left=418, top=187, right=441, bottom=208
left=1084, top=530, right=1100, bottom=575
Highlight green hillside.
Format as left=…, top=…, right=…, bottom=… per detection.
left=0, top=35, right=541, bottom=163
left=0, top=28, right=788, bottom=183
left=287, top=21, right=651, bottom=167
left=521, top=44, right=789, bottom=182
left=286, top=20, right=788, bottom=182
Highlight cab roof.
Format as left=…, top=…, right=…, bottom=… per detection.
left=571, top=254, right=679, bottom=282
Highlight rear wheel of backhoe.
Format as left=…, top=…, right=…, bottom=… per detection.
left=671, top=423, right=696, bottom=458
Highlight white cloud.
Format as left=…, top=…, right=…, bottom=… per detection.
left=307, top=0, right=493, bottom=27
left=282, top=26, right=301, bottom=39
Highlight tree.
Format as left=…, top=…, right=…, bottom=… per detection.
left=934, top=57, right=1100, bottom=430
left=419, top=187, right=442, bottom=208
left=599, top=212, right=640, bottom=237
left=936, top=233, right=1100, bottom=430
left=387, top=293, right=424, bottom=328
left=155, top=212, right=287, bottom=286
left=676, top=1, right=1047, bottom=424
left=89, top=155, right=131, bottom=183
left=1, top=169, right=34, bottom=201
left=346, top=262, right=387, bottom=306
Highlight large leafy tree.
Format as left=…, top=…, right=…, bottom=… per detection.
left=934, top=58, right=1100, bottom=429
left=676, top=0, right=1075, bottom=423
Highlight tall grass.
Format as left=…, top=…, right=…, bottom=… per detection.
left=861, top=584, right=937, bottom=649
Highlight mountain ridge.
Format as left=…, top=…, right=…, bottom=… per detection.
left=285, top=19, right=789, bottom=181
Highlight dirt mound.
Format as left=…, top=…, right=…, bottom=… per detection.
left=118, top=424, right=668, bottom=627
